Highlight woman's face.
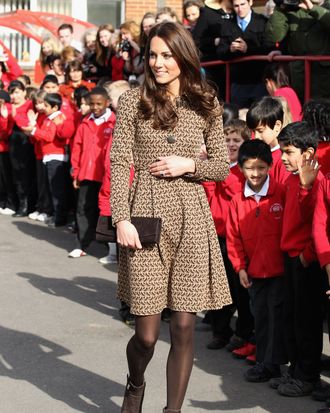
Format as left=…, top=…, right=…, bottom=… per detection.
left=42, top=41, right=53, bottom=57
left=10, top=88, right=26, bottom=105
left=99, top=30, right=112, bottom=47
left=142, top=17, right=155, bottom=36
left=69, top=69, right=83, bottom=83
left=185, top=5, right=200, bottom=23
left=120, top=29, right=132, bottom=42
left=149, top=36, right=181, bottom=90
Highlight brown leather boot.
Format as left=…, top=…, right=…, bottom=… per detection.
left=121, top=376, right=146, bottom=413
left=162, top=408, right=181, bottom=413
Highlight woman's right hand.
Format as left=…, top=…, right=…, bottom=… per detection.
left=116, top=220, right=142, bottom=250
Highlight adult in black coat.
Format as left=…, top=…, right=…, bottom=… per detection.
left=216, top=0, right=274, bottom=107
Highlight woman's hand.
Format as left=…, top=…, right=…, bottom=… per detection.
left=116, top=220, right=142, bottom=250
left=149, top=156, right=195, bottom=178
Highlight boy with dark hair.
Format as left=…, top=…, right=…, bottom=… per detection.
left=69, top=87, right=116, bottom=258
left=226, top=139, right=287, bottom=382
left=273, top=121, right=324, bottom=397
left=203, top=119, right=254, bottom=351
left=24, top=92, right=74, bottom=227
left=246, top=96, right=290, bottom=184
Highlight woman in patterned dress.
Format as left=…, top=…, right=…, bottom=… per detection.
left=110, top=22, right=231, bottom=413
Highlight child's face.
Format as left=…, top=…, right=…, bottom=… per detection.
left=43, top=82, right=59, bottom=93
left=280, top=143, right=312, bottom=172
left=241, top=158, right=271, bottom=192
left=225, top=131, right=244, bottom=163
left=44, top=102, right=58, bottom=117
left=80, top=97, right=91, bottom=116
left=69, top=69, right=83, bottom=83
left=10, top=88, right=26, bottom=105
left=254, top=121, right=282, bottom=148
left=35, top=98, right=46, bottom=113
left=90, top=94, right=109, bottom=118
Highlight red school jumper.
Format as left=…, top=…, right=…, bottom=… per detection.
left=313, top=175, right=330, bottom=268
left=281, top=172, right=324, bottom=265
left=270, top=146, right=290, bottom=184
left=0, top=103, right=13, bottom=153
left=202, top=163, right=245, bottom=237
left=71, top=109, right=116, bottom=183
left=226, top=177, right=286, bottom=278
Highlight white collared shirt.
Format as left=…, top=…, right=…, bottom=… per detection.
left=48, top=110, right=62, bottom=120
left=271, top=144, right=280, bottom=152
left=244, top=175, right=270, bottom=204
left=89, top=108, right=112, bottom=126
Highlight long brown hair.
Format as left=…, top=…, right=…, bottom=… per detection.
left=140, top=22, right=221, bottom=130
left=95, top=24, right=114, bottom=66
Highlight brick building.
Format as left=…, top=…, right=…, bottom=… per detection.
left=125, top=0, right=183, bottom=21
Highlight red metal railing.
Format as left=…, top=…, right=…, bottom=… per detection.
left=201, top=55, right=330, bottom=103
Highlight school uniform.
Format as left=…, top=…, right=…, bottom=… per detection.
left=31, top=111, right=74, bottom=225
left=270, top=145, right=290, bottom=184
left=281, top=172, right=324, bottom=384
left=227, top=176, right=287, bottom=366
left=0, top=104, right=16, bottom=211
left=9, top=100, right=36, bottom=215
left=71, top=108, right=116, bottom=250
left=203, top=164, right=254, bottom=342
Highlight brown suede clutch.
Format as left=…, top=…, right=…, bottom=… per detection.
left=95, top=215, right=162, bottom=246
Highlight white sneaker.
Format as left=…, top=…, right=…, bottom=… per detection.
left=99, top=254, right=117, bottom=264
left=36, top=213, right=50, bottom=222
left=68, top=248, right=87, bottom=258
left=0, top=207, right=16, bottom=216
left=28, top=211, right=40, bottom=220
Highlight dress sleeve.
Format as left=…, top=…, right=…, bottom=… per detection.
left=193, top=101, right=229, bottom=182
left=110, top=90, right=138, bottom=225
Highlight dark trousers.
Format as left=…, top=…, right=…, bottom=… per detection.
left=9, top=128, right=36, bottom=211
left=249, top=276, right=286, bottom=365
left=0, top=151, right=17, bottom=210
left=283, top=254, right=324, bottom=382
left=210, top=237, right=254, bottom=340
left=76, top=180, right=101, bottom=250
left=36, top=159, right=53, bottom=215
left=46, top=160, right=70, bottom=223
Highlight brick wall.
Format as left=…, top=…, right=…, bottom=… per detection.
left=125, top=0, right=183, bottom=23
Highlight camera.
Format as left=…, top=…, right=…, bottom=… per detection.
left=119, top=39, right=131, bottom=53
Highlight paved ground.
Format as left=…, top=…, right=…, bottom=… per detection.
left=0, top=214, right=329, bottom=413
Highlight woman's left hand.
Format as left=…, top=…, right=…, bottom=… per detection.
left=149, top=156, right=195, bottom=178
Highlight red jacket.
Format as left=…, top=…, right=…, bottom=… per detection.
left=313, top=175, right=330, bottom=268
left=30, top=112, right=46, bottom=160
left=0, top=103, right=13, bottom=152
left=281, top=172, right=324, bottom=264
left=111, top=55, right=125, bottom=81
left=71, top=110, right=116, bottom=183
left=274, top=87, right=302, bottom=122
left=11, top=100, right=34, bottom=129
left=32, top=111, right=74, bottom=157
left=59, top=80, right=95, bottom=102
left=1, top=53, right=23, bottom=89
left=270, top=147, right=290, bottom=184
left=202, top=164, right=245, bottom=237
left=226, top=177, right=286, bottom=278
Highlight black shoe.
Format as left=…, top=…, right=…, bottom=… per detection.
left=244, top=363, right=281, bottom=383
left=207, top=336, right=230, bottom=350
left=47, top=217, right=67, bottom=228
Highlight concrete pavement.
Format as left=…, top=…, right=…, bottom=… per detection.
left=0, top=214, right=328, bottom=413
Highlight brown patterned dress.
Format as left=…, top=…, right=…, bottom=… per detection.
left=110, top=87, right=232, bottom=315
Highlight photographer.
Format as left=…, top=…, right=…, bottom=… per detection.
left=265, top=0, right=330, bottom=101
left=113, top=21, right=144, bottom=84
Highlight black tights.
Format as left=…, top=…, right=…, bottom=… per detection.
left=126, top=311, right=196, bottom=410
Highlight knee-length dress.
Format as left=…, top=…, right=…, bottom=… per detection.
left=110, top=87, right=232, bottom=315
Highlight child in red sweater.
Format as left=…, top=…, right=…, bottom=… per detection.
left=227, top=139, right=287, bottom=382
left=69, top=87, right=115, bottom=258
left=203, top=119, right=254, bottom=352
left=246, top=96, right=290, bottom=184
left=24, top=93, right=74, bottom=227
left=275, top=121, right=324, bottom=397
